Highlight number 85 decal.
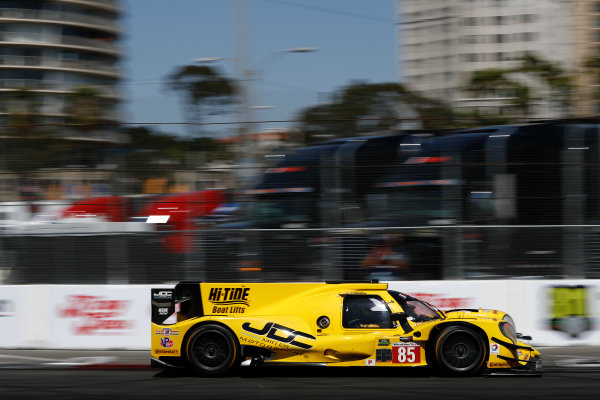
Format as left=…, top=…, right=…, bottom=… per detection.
left=393, top=343, right=421, bottom=364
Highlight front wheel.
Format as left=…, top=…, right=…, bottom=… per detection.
left=186, top=324, right=240, bottom=376
left=434, top=325, right=487, bottom=376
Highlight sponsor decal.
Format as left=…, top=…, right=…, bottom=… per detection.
left=548, top=286, right=593, bottom=338
left=517, top=350, right=530, bottom=361
left=208, top=287, right=250, bottom=314
left=488, top=362, right=509, bottom=368
left=408, top=292, right=472, bottom=309
left=153, top=290, right=172, bottom=300
left=155, top=328, right=179, bottom=336
left=151, top=301, right=172, bottom=308
left=490, top=343, right=499, bottom=355
left=392, top=342, right=421, bottom=364
left=376, top=348, right=393, bottom=362
left=58, top=295, right=133, bottom=335
left=0, top=299, right=15, bottom=317
left=399, top=336, right=413, bottom=342
left=160, top=337, right=174, bottom=348
left=241, top=321, right=316, bottom=349
left=365, top=359, right=376, bottom=366
left=151, top=289, right=175, bottom=324
left=155, top=349, right=179, bottom=355
left=378, top=339, right=390, bottom=347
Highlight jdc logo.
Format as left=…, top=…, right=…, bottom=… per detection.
left=242, top=321, right=316, bottom=349
left=153, top=291, right=172, bottom=300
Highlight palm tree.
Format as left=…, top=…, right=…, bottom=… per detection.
left=466, top=69, right=531, bottom=116
left=297, top=82, right=455, bottom=142
left=5, top=87, right=41, bottom=138
left=514, top=53, right=574, bottom=116
left=64, top=86, right=103, bottom=129
left=466, top=54, right=573, bottom=119
left=467, top=69, right=510, bottom=97
left=3, top=87, right=55, bottom=172
left=61, top=86, right=110, bottom=168
left=165, top=64, right=238, bottom=137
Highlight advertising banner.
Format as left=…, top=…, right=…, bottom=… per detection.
left=49, top=285, right=156, bottom=350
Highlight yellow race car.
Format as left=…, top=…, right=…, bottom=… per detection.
left=151, top=281, right=541, bottom=376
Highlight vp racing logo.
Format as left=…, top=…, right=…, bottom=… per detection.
left=208, top=287, right=250, bottom=313
left=241, top=321, right=316, bottom=350
left=160, top=337, right=174, bottom=348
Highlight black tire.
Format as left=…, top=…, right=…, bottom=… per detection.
left=186, top=324, right=240, bottom=376
left=434, top=325, right=487, bottom=376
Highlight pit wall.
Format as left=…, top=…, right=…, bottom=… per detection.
left=0, top=280, right=598, bottom=349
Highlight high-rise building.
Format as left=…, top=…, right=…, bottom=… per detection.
left=573, top=0, right=600, bottom=115
left=0, top=0, right=122, bottom=140
left=397, top=0, right=579, bottom=118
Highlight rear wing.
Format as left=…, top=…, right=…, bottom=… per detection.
left=151, top=282, right=203, bottom=324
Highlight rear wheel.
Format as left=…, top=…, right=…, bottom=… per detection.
left=186, top=324, right=240, bottom=376
left=434, top=325, right=487, bottom=376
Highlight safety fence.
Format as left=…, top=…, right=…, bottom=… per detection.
left=2, top=225, right=600, bottom=284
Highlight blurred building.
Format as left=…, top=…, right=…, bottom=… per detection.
left=0, top=0, right=123, bottom=141
left=573, top=1, right=600, bottom=115
left=397, top=0, right=588, bottom=118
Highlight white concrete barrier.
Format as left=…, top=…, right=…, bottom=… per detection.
left=0, top=280, right=598, bottom=349
left=0, top=285, right=166, bottom=349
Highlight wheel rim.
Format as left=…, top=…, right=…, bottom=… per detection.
left=190, top=331, right=232, bottom=371
left=439, top=330, right=483, bottom=372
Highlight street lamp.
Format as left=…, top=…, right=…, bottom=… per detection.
left=251, top=47, right=317, bottom=73
left=193, top=47, right=317, bottom=187
left=192, top=57, right=232, bottom=63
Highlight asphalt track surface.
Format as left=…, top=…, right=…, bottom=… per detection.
left=1, top=348, right=599, bottom=400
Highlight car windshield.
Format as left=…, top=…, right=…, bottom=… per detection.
left=388, top=290, right=444, bottom=322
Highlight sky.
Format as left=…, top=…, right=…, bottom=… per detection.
left=121, top=0, right=398, bottom=137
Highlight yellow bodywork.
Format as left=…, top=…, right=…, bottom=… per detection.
left=151, top=282, right=540, bottom=372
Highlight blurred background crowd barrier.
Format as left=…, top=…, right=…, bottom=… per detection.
left=1, top=225, right=600, bottom=284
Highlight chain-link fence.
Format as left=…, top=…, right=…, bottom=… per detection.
left=2, top=224, right=600, bottom=284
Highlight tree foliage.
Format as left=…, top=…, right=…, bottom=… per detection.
left=584, top=55, right=600, bottom=104
left=64, top=86, right=104, bottom=128
left=122, top=127, right=232, bottom=181
left=165, top=65, right=238, bottom=136
left=466, top=53, right=573, bottom=118
left=297, top=82, right=454, bottom=142
left=5, top=87, right=41, bottom=138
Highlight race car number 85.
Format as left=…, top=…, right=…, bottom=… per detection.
left=393, top=344, right=421, bottom=364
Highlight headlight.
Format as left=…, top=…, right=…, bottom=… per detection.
left=499, top=314, right=517, bottom=343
